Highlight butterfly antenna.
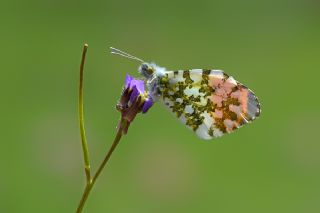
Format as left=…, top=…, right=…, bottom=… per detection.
left=110, top=47, right=145, bottom=63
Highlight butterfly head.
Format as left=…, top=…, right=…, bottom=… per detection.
left=139, top=62, right=166, bottom=80
left=139, top=63, right=156, bottom=79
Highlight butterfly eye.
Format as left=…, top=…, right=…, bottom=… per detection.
left=146, top=68, right=154, bottom=75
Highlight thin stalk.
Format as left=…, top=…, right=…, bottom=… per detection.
left=76, top=119, right=127, bottom=213
left=79, top=43, right=91, bottom=183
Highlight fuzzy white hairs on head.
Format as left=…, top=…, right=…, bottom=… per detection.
left=110, top=47, right=145, bottom=63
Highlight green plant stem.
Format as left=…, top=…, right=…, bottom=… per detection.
left=76, top=119, right=127, bottom=213
left=77, top=43, right=130, bottom=212
left=79, top=43, right=91, bottom=183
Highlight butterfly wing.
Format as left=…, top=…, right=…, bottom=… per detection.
left=158, top=69, right=261, bottom=140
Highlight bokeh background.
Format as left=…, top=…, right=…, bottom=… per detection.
left=1, top=0, right=320, bottom=212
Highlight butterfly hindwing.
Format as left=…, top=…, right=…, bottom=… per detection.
left=158, top=69, right=261, bottom=140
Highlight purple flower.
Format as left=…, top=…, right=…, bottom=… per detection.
left=117, top=74, right=154, bottom=134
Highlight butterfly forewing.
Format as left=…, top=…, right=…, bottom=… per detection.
left=158, top=69, right=261, bottom=140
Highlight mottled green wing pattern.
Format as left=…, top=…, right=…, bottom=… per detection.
left=158, top=69, right=261, bottom=140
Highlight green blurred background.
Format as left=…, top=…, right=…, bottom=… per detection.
left=1, top=0, right=320, bottom=212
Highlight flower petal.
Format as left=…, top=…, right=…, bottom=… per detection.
left=142, top=97, right=153, bottom=113
left=129, top=85, right=140, bottom=103
left=130, top=79, right=145, bottom=94
left=125, top=74, right=133, bottom=89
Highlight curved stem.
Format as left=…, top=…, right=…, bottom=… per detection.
left=76, top=119, right=128, bottom=213
left=91, top=121, right=125, bottom=186
left=79, top=43, right=91, bottom=183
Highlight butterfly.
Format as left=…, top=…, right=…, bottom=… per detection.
left=111, top=47, right=261, bottom=140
